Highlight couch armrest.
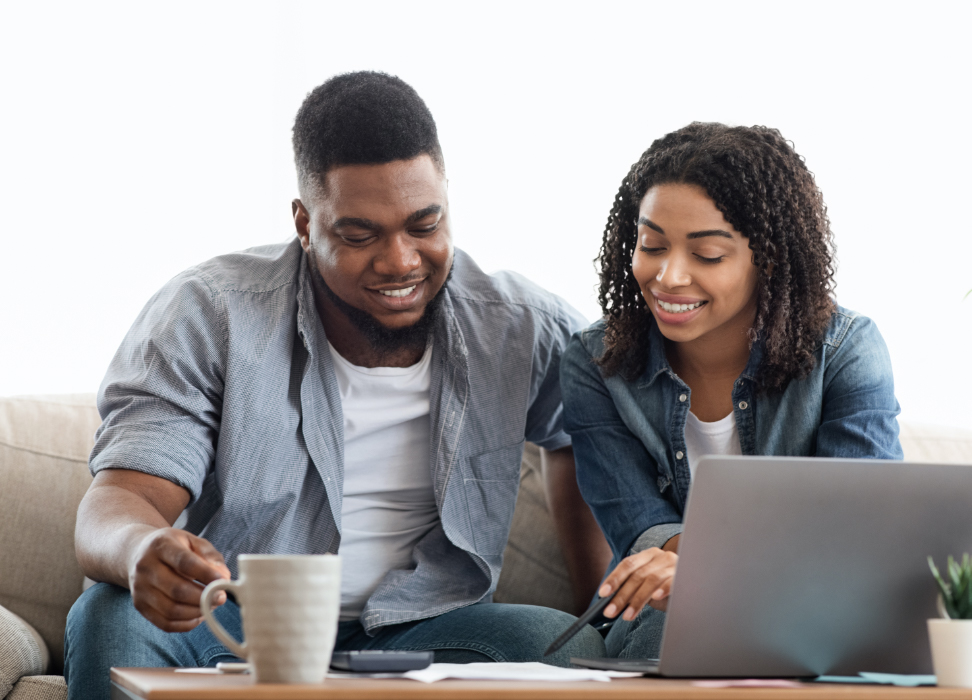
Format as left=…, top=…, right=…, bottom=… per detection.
left=0, top=605, right=49, bottom=697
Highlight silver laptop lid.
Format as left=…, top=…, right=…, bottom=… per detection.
left=658, top=456, right=972, bottom=677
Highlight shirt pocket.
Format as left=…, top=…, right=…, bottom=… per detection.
left=461, top=441, right=525, bottom=555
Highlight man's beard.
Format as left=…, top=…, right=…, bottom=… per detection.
left=313, top=265, right=452, bottom=356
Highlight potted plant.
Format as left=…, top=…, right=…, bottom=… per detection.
left=928, top=554, right=972, bottom=687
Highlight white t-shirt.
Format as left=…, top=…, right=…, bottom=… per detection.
left=327, top=342, right=439, bottom=621
left=684, top=410, right=742, bottom=481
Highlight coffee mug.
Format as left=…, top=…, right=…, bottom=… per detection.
left=200, top=554, right=341, bottom=683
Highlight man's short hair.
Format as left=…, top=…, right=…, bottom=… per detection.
left=292, top=71, right=444, bottom=197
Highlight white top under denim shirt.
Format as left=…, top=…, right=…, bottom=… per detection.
left=89, top=238, right=587, bottom=633
left=561, top=308, right=902, bottom=571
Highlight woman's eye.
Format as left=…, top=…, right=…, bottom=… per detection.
left=640, top=246, right=666, bottom=255
left=695, top=254, right=726, bottom=264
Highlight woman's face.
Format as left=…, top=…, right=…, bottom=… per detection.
left=632, top=183, right=758, bottom=347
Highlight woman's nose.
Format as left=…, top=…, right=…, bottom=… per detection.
left=655, top=254, right=691, bottom=288
left=374, top=232, right=422, bottom=278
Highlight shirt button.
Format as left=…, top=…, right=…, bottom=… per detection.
left=679, top=394, right=687, bottom=402
left=676, top=451, right=684, bottom=460
left=738, top=401, right=749, bottom=410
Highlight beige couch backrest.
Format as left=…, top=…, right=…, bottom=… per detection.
left=0, top=395, right=99, bottom=673
left=0, top=392, right=970, bottom=673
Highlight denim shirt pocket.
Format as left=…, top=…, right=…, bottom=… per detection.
left=460, top=441, right=525, bottom=555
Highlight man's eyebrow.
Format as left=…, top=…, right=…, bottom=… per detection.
left=637, top=217, right=665, bottom=234
left=405, top=204, right=442, bottom=226
left=333, top=216, right=381, bottom=232
left=686, top=229, right=734, bottom=240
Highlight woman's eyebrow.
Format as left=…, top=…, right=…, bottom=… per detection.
left=637, top=216, right=665, bottom=234
left=686, top=229, right=734, bottom=239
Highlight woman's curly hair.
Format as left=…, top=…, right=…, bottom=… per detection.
left=597, top=122, right=836, bottom=393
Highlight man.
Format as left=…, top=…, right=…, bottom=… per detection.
left=64, top=72, right=608, bottom=698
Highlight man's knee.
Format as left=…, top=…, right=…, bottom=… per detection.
left=466, top=604, right=606, bottom=666
left=66, top=582, right=136, bottom=640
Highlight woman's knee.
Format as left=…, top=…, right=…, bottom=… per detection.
left=605, top=606, right=665, bottom=659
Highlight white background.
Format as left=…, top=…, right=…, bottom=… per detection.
left=1, top=1, right=970, bottom=431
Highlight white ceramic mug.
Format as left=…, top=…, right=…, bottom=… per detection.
left=200, top=554, right=341, bottom=683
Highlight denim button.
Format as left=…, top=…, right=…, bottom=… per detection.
left=738, top=401, right=749, bottom=410
left=679, top=394, right=687, bottom=402
left=676, top=451, right=684, bottom=460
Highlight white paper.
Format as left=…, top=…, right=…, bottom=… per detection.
left=402, top=662, right=617, bottom=683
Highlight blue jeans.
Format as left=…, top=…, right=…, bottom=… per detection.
left=604, top=605, right=666, bottom=659
left=64, top=583, right=606, bottom=699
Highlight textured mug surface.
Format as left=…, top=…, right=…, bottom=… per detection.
left=201, top=554, right=342, bottom=683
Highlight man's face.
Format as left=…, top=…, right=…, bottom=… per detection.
left=294, top=155, right=453, bottom=339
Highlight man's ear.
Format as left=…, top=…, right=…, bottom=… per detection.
left=293, top=199, right=311, bottom=251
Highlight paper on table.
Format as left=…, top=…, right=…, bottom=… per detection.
left=402, top=662, right=619, bottom=683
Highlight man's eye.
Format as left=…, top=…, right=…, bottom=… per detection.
left=412, top=223, right=439, bottom=235
left=341, top=235, right=374, bottom=244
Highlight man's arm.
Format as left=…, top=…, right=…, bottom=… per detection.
left=540, top=445, right=613, bottom=615
left=75, top=469, right=231, bottom=632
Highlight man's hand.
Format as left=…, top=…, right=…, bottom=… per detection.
left=76, top=468, right=232, bottom=633
left=129, top=528, right=231, bottom=632
left=598, top=546, right=678, bottom=621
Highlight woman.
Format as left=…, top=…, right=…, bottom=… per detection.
left=560, top=122, right=902, bottom=658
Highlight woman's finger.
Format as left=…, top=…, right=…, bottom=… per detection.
left=599, top=548, right=663, bottom=598
left=621, top=562, right=677, bottom=619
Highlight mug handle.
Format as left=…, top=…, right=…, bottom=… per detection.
left=200, top=579, right=247, bottom=659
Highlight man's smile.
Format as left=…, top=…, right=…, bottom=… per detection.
left=367, top=278, right=427, bottom=311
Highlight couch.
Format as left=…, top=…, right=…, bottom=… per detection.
left=2, top=393, right=971, bottom=699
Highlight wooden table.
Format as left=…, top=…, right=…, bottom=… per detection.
left=110, top=668, right=972, bottom=700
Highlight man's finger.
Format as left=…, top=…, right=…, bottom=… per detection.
left=135, top=585, right=211, bottom=623
left=158, top=537, right=228, bottom=584
left=189, top=536, right=232, bottom=580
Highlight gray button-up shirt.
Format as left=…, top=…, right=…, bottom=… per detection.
left=91, top=238, right=586, bottom=632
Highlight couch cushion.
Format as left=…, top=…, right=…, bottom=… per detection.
left=0, top=395, right=99, bottom=674
left=0, top=604, right=48, bottom=697
left=7, top=676, right=66, bottom=700
left=900, top=421, right=972, bottom=465
left=493, top=442, right=573, bottom=613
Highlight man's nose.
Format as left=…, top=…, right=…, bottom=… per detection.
left=655, top=254, right=692, bottom=288
left=374, top=231, right=422, bottom=278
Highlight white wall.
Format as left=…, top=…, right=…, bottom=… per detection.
left=1, top=1, right=969, bottom=431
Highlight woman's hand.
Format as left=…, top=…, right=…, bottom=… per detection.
left=598, top=546, right=678, bottom=620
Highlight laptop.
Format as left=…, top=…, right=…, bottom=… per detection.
left=572, top=455, right=972, bottom=677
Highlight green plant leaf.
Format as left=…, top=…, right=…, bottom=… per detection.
left=930, top=554, right=972, bottom=619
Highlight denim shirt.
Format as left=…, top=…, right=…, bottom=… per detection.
left=561, top=307, right=902, bottom=569
left=90, top=238, right=586, bottom=632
